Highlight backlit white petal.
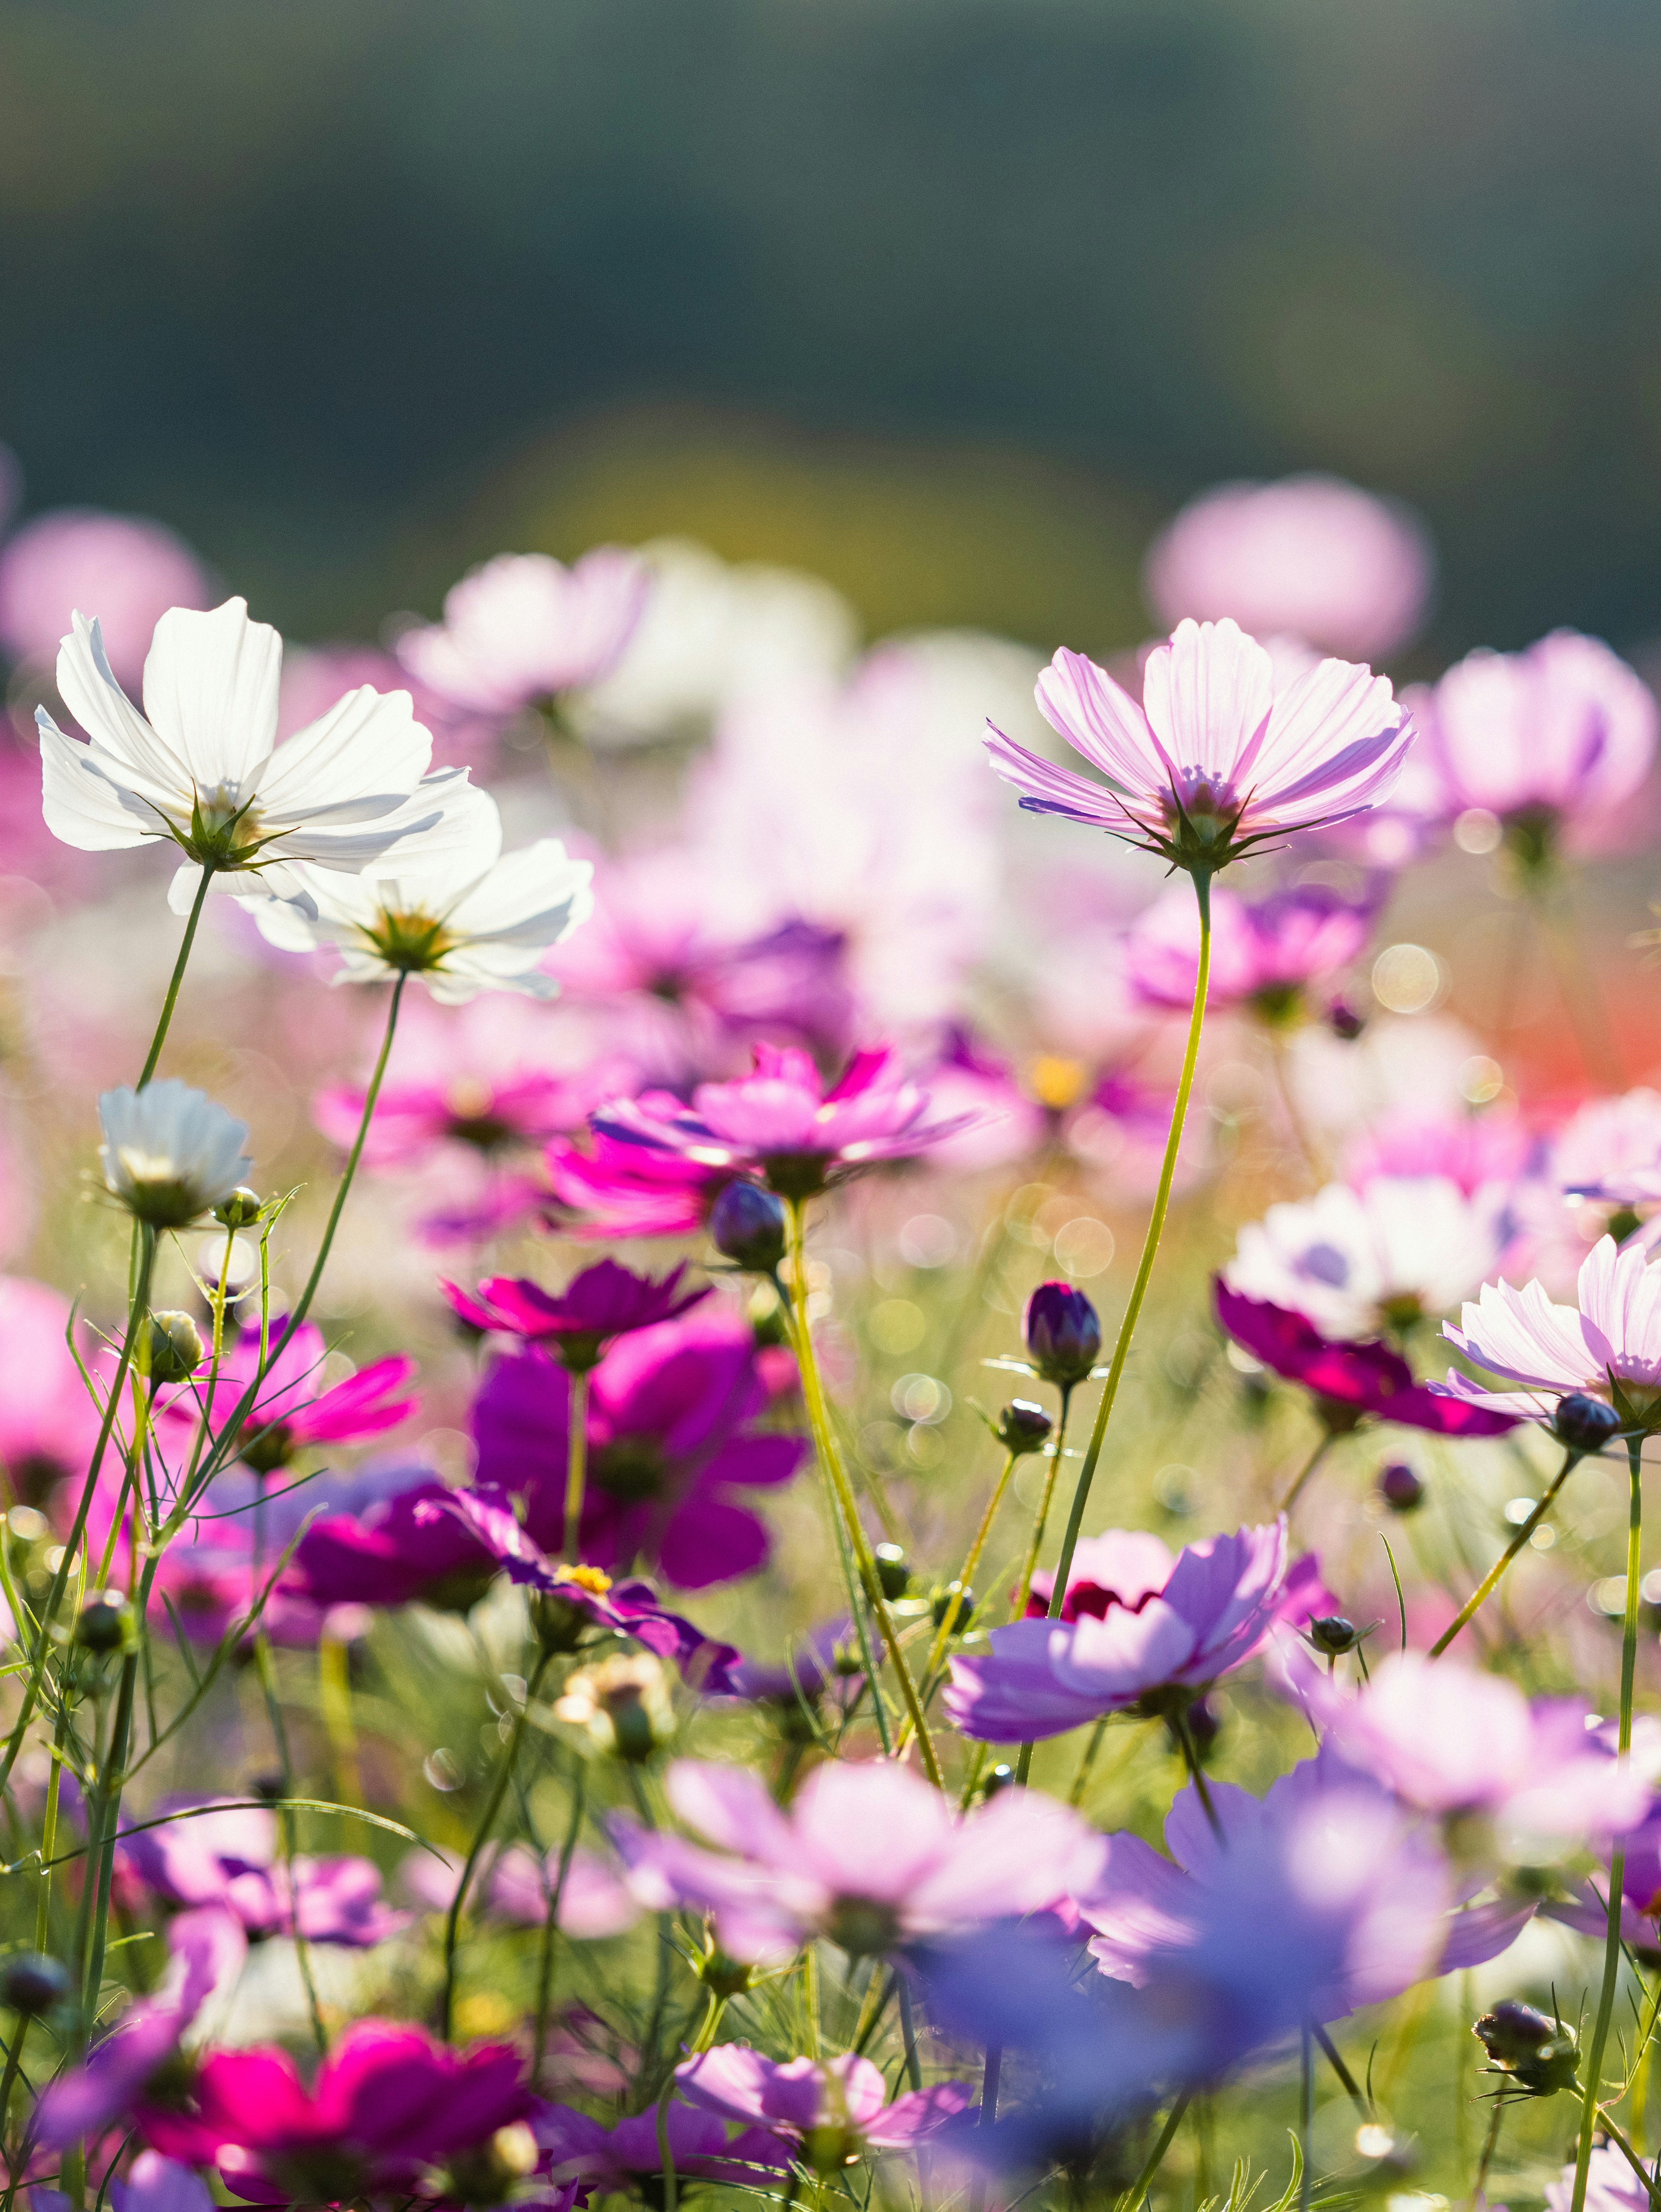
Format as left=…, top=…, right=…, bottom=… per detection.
left=141, top=599, right=280, bottom=786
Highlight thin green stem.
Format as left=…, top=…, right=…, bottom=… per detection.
left=1570, top=1435, right=1644, bottom=2212
left=1012, top=1387, right=1074, bottom=1623
left=922, top=1447, right=1020, bottom=1679
left=1429, top=1447, right=1583, bottom=1658
left=535, top=1765, right=587, bottom=2075
left=137, top=864, right=215, bottom=1088
left=562, top=1368, right=590, bottom=1557
left=1116, top=2091, right=1193, bottom=2212
left=1278, top=1428, right=1337, bottom=1517
left=1048, top=871, right=1212, bottom=1616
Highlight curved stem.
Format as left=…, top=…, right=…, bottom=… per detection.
left=562, top=1368, right=590, bottom=1557
left=1570, top=1435, right=1644, bottom=2212
left=1048, top=872, right=1212, bottom=1616
left=1012, top=1386, right=1074, bottom=1624
left=137, top=864, right=215, bottom=1088
left=785, top=1200, right=942, bottom=1788
left=1116, top=2091, right=1192, bottom=2212
left=440, top=1645, right=554, bottom=2040
left=925, top=1448, right=1018, bottom=1678
left=1173, top=1707, right=1222, bottom=1841
left=1278, top=1428, right=1337, bottom=1517
left=1429, top=1447, right=1583, bottom=1658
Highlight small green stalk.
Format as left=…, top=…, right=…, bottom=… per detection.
left=1430, top=1446, right=1583, bottom=1658
left=137, top=863, right=215, bottom=1088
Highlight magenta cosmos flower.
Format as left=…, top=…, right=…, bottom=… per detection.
left=0, top=509, right=214, bottom=686
left=1123, top=880, right=1379, bottom=1022
left=985, top=617, right=1414, bottom=874
left=1143, top=474, right=1433, bottom=663
left=677, top=2047, right=972, bottom=2164
left=397, top=547, right=649, bottom=717
left=158, top=1319, right=417, bottom=1477
left=443, top=1258, right=709, bottom=1370
left=615, top=1757, right=1105, bottom=1963
left=138, top=2022, right=530, bottom=2205
left=471, top=1311, right=805, bottom=1587
left=0, top=1274, right=103, bottom=1503
left=536, top=2103, right=789, bottom=2195
left=546, top=1127, right=736, bottom=1239
left=1215, top=1283, right=1516, bottom=1438
left=947, top=1521, right=1318, bottom=1742
left=1437, top=1234, right=1661, bottom=1428
left=122, top=1798, right=407, bottom=1946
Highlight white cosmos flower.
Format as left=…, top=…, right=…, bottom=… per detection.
left=99, top=1081, right=253, bottom=1228
left=38, top=597, right=478, bottom=913
left=1438, top=1236, right=1661, bottom=1427
left=241, top=786, right=593, bottom=1003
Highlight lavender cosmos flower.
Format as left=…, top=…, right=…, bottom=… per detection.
left=397, top=547, right=650, bottom=717
left=1545, top=2146, right=1655, bottom=2212
left=677, top=2047, right=973, bottom=2164
left=1539, top=1809, right=1661, bottom=1950
left=947, top=1521, right=1317, bottom=1741
left=589, top=1044, right=980, bottom=1200
left=1123, top=880, right=1379, bottom=1023
left=121, top=1799, right=408, bottom=1947
left=984, top=617, right=1414, bottom=874
left=535, top=2104, right=790, bottom=2194
left=1342, top=1104, right=1537, bottom=1196
left=546, top=1127, right=738, bottom=1240
left=1399, top=631, right=1658, bottom=864
left=471, top=1312, right=806, bottom=1588
left=616, top=1756, right=1105, bottom=1963
left=1437, top=1235, right=1661, bottom=1428
left=161, top=1319, right=417, bottom=1476
left=1225, top=1175, right=1512, bottom=1341
left=1143, top=474, right=1434, bottom=662
left=442, top=1259, right=709, bottom=1370
left=110, top=2151, right=215, bottom=2212
left=0, top=508, right=214, bottom=685
left=138, top=2022, right=530, bottom=2203
left=1214, top=1283, right=1517, bottom=1437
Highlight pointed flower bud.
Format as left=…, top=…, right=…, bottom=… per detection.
left=709, top=1180, right=787, bottom=1273
left=1023, top=1281, right=1102, bottom=1387
left=1552, top=1392, right=1624, bottom=1454
left=0, top=1953, right=70, bottom=2015
left=1378, top=1462, right=1425, bottom=1512
left=996, top=1399, right=1053, bottom=1455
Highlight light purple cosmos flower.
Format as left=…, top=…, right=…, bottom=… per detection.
left=109, top=2151, right=215, bottom=2212
left=985, top=617, right=1414, bottom=872
left=589, top=1044, right=981, bottom=1200
left=396, top=547, right=650, bottom=717
left=947, top=1521, right=1318, bottom=1743
left=1143, top=474, right=1433, bottom=663
left=1437, top=1234, right=1661, bottom=1427
left=471, top=1312, right=806, bottom=1588
left=399, top=1839, right=641, bottom=1939
left=535, top=2103, right=790, bottom=2194
left=1540, top=1807, right=1661, bottom=1950
left=443, top=1259, right=709, bottom=1370
left=1546, top=2145, right=1654, bottom=2212
left=677, top=2046, right=972, bottom=2163
left=1123, top=880, right=1379, bottom=1021
left=121, top=1799, right=408, bottom=1947
left=615, top=1757, right=1105, bottom=1962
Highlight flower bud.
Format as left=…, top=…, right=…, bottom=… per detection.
left=1327, top=999, right=1366, bottom=1041
left=1023, top=1282, right=1102, bottom=1388
left=931, top=1580, right=976, bottom=1632
left=709, top=1181, right=787, bottom=1273
left=696, top=1948, right=754, bottom=1998
left=441, top=2122, right=540, bottom=2209
left=75, top=1592, right=130, bottom=1653
left=1473, top=2000, right=1580, bottom=2096
left=873, top=1544, right=910, bottom=1601
left=1552, top=1393, right=1623, bottom=1454
left=996, top=1399, right=1053, bottom=1456
left=0, top=1952, right=70, bottom=2015
left=212, top=1186, right=266, bottom=1230
left=981, top=1763, right=1016, bottom=1801
left=1378, top=1462, right=1425, bottom=1513
left=138, top=1310, right=204, bottom=1386
left=554, top=1653, right=673, bottom=1763
left=1307, top=1615, right=1358, bottom=1656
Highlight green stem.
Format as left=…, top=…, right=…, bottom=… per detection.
left=534, top=1765, right=587, bottom=2076
left=1048, top=871, right=1212, bottom=1616
left=1279, top=1428, right=1337, bottom=1517
left=1570, top=1435, right=1644, bottom=2212
left=1116, top=2091, right=1193, bottom=2212
left=1429, top=1447, right=1583, bottom=1658
left=1013, top=1387, right=1075, bottom=1623
left=921, top=1446, right=1020, bottom=1680
left=562, top=1368, right=590, bottom=1557
left=137, top=864, right=215, bottom=1088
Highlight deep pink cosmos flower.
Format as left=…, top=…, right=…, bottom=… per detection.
left=443, top=1259, right=709, bottom=1370
left=0, top=1274, right=103, bottom=1504
left=591, top=1044, right=979, bottom=1200
left=138, top=2021, right=530, bottom=2205
left=0, top=509, right=214, bottom=686
left=1215, top=1283, right=1517, bottom=1438
left=397, top=548, right=649, bottom=718
left=471, top=1312, right=806, bottom=1588
left=985, top=618, right=1414, bottom=872
left=1143, top=475, right=1434, bottom=663
left=1123, top=881, right=1379, bottom=1022
left=536, top=2103, right=790, bottom=2195
left=121, top=1799, right=408, bottom=1947
left=947, top=1521, right=1318, bottom=1741
left=677, top=2046, right=973, bottom=2162
left=615, top=1757, right=1105, bottom=1963
left=155, top=1319, right=417, bottom=1479
left=546, top=1128, right=736, bottom=1240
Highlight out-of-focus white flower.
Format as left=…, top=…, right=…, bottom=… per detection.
left=244, top=787, right=593, bottom=1004
left=99, top=1082, right=252, bottom=1228
left=1224, top=1175, right=1512, bottom=1340
left=38, top=598, right=475, bottom=914
left=396, top=549, right=648, bottom=718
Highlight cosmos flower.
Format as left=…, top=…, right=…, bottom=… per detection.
left=545, top=1128, right=736, bottom=1240
left=985, top=618, right=1414, bottom=873
left=1341, top=1105, right=1538, bottom=1196
left=1437, top=1235, right=1661, bottom=1427
left=442, top=1259, right=709, bottom=1370
left=1142, top=474, right=1434, bottom=662
left=158, top=1318, right=417, bottom=1475
left=121, top=1799, right=408, bottom=1947
left=676, top=2047, right=973, bottom=2163
left=535, top=2103, right=790, bottom=2195
left=0, top=1276, right=104, bottom=1501
left=1122, top=880, right=1379, bottom=1022
left=0, top=508, right=214, bottom=686
left=396, top=548, right=650, bottom=717
left=99, top=1082, right=252, bottom=1229
left=1544, top=2146, right=1654, bottom=2212
left=614, top=1756, right=1105, bottom=1963
left=38, top=598, right=475, bottom=912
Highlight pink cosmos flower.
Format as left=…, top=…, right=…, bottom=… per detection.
left=535, top=2103, right=790, bottom=2194
left=0, top=1275, right=103, bottom=1504
left=590, top=1044, right=980, bottom=1202
left=121, top=1799, right=407, bottom=1947
left=677, top=2046, right=973, bottom=2158
left=1539, top=1809, right=1661, bottom=1950
left=615, top=1757, right=1105, bottom=1963
left=1551, top=1086, right=1661, bottom=1216
left=0, top=509, right=214, bottom=686
left=1546, top=2145, right=1653, bottom=2212
left=947, top=1521, right=1317, bottom=1742
left=157, top=1319, right=417, bottom=1476
left=1399, top=631, right=1658, bottom=859
left=1214, top=1282, right=1516, bottom=1437
left=1437, top=1235, right=1661, bottom=1426
left=1143, top=475, right=1433, bottom=662
left=470, top=1312, right=806, bottom=1588
left=397, top=1838, right=641, bottom=1938
left=545, top=1128, right=735, bottom=1240
left=1122, top=880, right=1379, bottom=1020
left=985, top=618, right=1414, bottom=871
left=443, top=1259, right=709, bottom=1369
left=138, top=2021, right=530, bottom=2204
left=1341, top=1106, right=1537, bottom=1196
left=397, top=548, right=649, bottom=717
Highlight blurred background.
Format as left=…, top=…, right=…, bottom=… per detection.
left=5, top=0, right=1661, bottom=664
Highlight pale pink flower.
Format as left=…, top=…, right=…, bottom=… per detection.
left=0, top=509, right=213, bottom=687
left=1143, top=475, right=1433, bottom=662
left=1341, top=1106, right=1537, bottom=1197
left=1438, top=1234, right=1661, bottom=1425
left=396, top=548, right=648, bottom=717
left=1551, top=1087, right=1661, bottom=1213
left=1546, top=2145, right=1652, bottom=2212
left=1122, top=879, right=1377, bottom=1018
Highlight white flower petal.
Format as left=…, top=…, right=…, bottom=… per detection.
left=141, top=599, right=281, bottom=787
left=38, top=714, right=155, bottom=850
left=254, top=684, right=431, bottom=815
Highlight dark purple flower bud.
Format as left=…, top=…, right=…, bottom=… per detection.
left=931, top=1580, right=976, bottom=1632
left=709, top=1180, right=787, bottom=1273
left=0, top=1952, right=69, bottom=2015
left=873, top=1543, right=910, bottom=1601
left=1328, top=999, right=1366, bottom=1041
left=1179, top=1694, right=1221, bottom=1760
left=75, top=1593, right=129, bottom=1653
left=1023, top=1281, right=1102, bottom=1387
left=1474, top=2001, right=1579, bottom=2096
left=996, top=1399, right=1053, bottom=1455
left=1308, top=1615, right=1358, bottom=1656
left=1378, top=1462, right=1425, bottom=1513
left=1552, top=1392, right=1623, bottom=1454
